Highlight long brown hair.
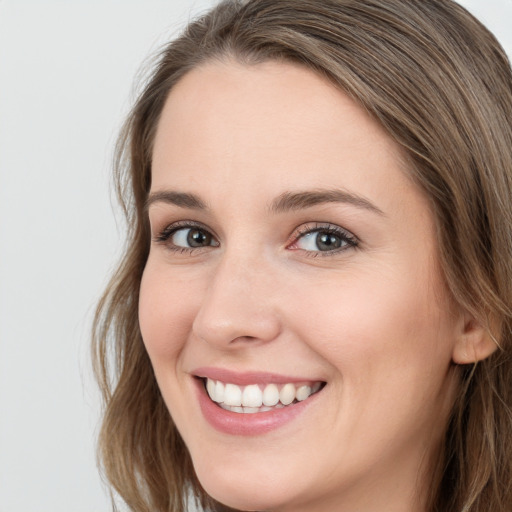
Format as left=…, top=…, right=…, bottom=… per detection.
left=92, top=1, right=512, bottom=510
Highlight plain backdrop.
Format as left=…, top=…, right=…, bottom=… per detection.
left=0, top=1, right=510, bottom=511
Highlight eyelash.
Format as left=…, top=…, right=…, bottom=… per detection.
left=288, top=223, right=359, bottom=257
left=153, top=221, right=359, bottom=257
left=154, top=220, right=217, bottom=254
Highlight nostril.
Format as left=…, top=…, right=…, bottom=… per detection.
left=231, top=335, right=259, bottom=343
left=193, top=313, right=281, bottom=349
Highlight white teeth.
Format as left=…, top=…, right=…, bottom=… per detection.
left=279, top=383, right=296, bottom=405
left=224, top=383, right=242, bottom=406
left=205, top=378, right=323, bottom=412
left=296, top=385, right=312, bottom=401
left=242, top=384, right=263, bottom=407
left=206, top=378, right=216, bottom=399
left=213, top=380, right=225, bottom=403
left=262, top=383, right=280, bottom=406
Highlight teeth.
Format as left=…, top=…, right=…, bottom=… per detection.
left=224, top=383, right=242, bottom=406
left=262, top=383, right=279, bottom=406
left=206, top=378, right=216, bottom=399
left=214, top=381, right=225, bottom=403
left=296, top=385, right=312, bottom=401
left=242, top=384, right=263, bottom=407
left=204, top=378, right=323, bottom=412
left=279, top=383, right=296, bottom=405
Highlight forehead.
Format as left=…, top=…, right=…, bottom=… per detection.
left=151, top=59, right=414, bottom=211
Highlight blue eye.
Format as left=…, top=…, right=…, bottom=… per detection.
left=292, top=225, right=358, bottom=254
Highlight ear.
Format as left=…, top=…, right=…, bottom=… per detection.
left=452, top=312, right=499, bottom=364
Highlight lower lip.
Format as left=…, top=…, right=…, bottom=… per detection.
left=195, top=379, right=320, bottom=436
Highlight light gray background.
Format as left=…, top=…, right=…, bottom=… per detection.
left=0, top=1, right=510, bottom=511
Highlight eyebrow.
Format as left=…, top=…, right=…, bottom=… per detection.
left=269, top=189, right=385, bottom=216
left=145, top=188, right=384, bottom=216
left=145, top=190, right=208, bottom=212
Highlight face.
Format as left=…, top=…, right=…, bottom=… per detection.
left=140, top=60, right=462, bottom=512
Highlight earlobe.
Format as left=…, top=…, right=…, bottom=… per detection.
left=452, top=314, right=500, bottom=365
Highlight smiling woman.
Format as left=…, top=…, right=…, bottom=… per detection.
left=92, top=1, right=512, bottom=511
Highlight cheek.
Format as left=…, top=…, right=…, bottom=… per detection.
left=287, top=261, right=455, bottom=386
left=138, top=261, right=200, bottom=360
left=286, top=265, right=458, bottom=452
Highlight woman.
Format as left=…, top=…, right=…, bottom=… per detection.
left=92, top=1, right=512, bottom=511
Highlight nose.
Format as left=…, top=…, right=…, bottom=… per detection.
left=192, top=251, right=282, bottom=349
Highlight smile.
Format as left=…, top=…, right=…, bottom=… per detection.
left=194, top=369, right=326, bottom=435
left=204, top=378, right=324, bottom=414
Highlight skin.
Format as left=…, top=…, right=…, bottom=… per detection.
left=139, top=60, right=468, bottom=512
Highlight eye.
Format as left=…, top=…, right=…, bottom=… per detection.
left=288, top=224, right=358, bottom=254
left=172, top=227, right=215, bottom=248
left=154, top=222, right=219, bottom=252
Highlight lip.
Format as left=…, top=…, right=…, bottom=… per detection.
left=192, top=368, right=325, bottom=436
left=192, top=367, right=319, bottom=386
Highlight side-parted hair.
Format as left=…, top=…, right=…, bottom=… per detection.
left=92, top=1, right=512, bottom=511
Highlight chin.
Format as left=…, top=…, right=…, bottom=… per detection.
left=193, top=460, right=299, bottom=512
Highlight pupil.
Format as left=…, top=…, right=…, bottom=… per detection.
left=316, top=232, right=341, bottom=251
left=187, top=229, right=210, bottom=247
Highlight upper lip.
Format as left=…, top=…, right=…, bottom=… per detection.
left=192, top=367, right=325, bottom=386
